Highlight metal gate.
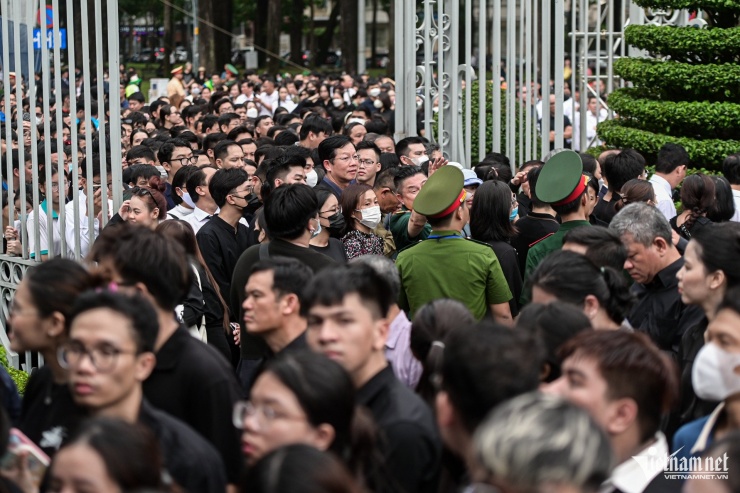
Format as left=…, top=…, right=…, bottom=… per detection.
left=394, top=0, right=694, bottom=169
left=0, top=0, right=122, bottom=370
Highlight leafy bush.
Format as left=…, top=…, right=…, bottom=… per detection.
left=0, top=346, right=28, bottom=394
left=608, top=88, right=740, bottom=139
left=597, top=120, right=740, bottom=170
left=625, top=25, right=740, bottom=63
left=632, top=0, right=740, bottom=27
left=613, top=58, right=740, bottom=102
left=463, top=81, right=530, bottom=165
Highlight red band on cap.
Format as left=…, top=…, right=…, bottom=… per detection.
left=429, top=189, right=467, bottom=218
left=552, top=175, right=587, bottom=206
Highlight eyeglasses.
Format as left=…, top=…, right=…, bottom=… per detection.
left=173, top=156, right=198, bottom=166
left=132, top=186, right=156, bottom=204
left=320, top=206, right=342, bottom=216
left=92, top=182, right=112, bottom=191
left=230, top=186, right=254, bottom=199
left=333, top=154, right=360, bottom=163
left=51, top=181, right=70, bottom=191
left=232, top=400, right=306, bottom=430
left=358, top=159, right=376, bottom=167
left=58, top=341, right=138, bottom=373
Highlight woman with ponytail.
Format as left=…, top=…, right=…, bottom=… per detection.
left=235, top=350, right=391, bottom=492
left=529, top=250, right=634, bottom=331
left=615, top=178, right=656, bottom=212
left=671, top=173, right=715, bottom=240
left=409, top=299, right=475, bottom=406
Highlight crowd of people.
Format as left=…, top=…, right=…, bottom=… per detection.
left=0, top=63, right=737, bottom=493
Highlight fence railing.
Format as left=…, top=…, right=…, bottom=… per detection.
left=0, top=0, right=122, bottom=371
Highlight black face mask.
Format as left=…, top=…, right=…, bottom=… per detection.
left=244, top=193, right=262, bottom=215
left=326, top=212, right=345, bottom=237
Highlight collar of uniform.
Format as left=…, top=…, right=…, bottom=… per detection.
left=557, top=220, right=591, bottom=232
left=606, top=432, right=668, bottom=493
left=154, top=326, right=191, bottom=370
left=691, top=402, right=724, bottom=455
left=357, top=364, right=395, bottom=406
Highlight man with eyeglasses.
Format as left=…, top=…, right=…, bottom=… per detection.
left=158, top=138, right=195, bottom=210
left=63, top=289, right=228, bottom=493
left=315, top=135, right=358, bottom=200
left=355, top=141, right=382, bottom=188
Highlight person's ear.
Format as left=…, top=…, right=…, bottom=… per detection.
left=134, top=352, right=157, bottom=382
left=709, top=270, right=726, bottom=292
left=582, top=294, right=600, bottom=321
left=653, top=236, right=670, bottom=255
left=310, top=423, right=336, bottom=452
left=162, top=162, right=171, bottom=172
left=372, top=317, right=389, bottom=351
left=45, top=312, right=66, bottom=339
left=151, top=207, right=159, bottom=219
left=280, top=293, right=299, bottom=316
left=605, top=397, right=638, bottom=436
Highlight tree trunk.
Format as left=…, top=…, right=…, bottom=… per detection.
left=254, top=0, right=269, bottom=67
left=266, top=0, right=282, bottom=74
left=163, top=0, right=172, bottom=74
left=212, top=0, right=233, bottom=74
left=198, top=0, right=215, bottom=73
left=387, top=0, right=394, bottom=72
left=290, top=0, right=304, bottom=66
left=340, top=0, right=358, bottom=73
left=371, top=0, right=378, bottom=63
left=309, top=1, right=316, bottom=59
left=317, top=1, right=340, bottom=66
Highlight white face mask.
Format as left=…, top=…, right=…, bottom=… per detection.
left=332, top=98, right=344, bottom=108
left=191, top=87, right=201, bottom=95
left=357, top=205, right=381, bottom=229
left=369, top=88, right=381, bottom=98
left=410, top=155, right=429, bottom=167
left=373, top=99, right=384, bottom=109
left=246, top=108, right=259, bottom=119
left=155, top=165, right=168, bottom=178
left=692, top=343, right=740, bottom=401
left=306, top=169, right=318, bottom=187
left=182, top=192, right=196, bottom=209
left=311, top=217, right=322, bottom=238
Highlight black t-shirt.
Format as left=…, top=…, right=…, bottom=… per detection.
left=18, top=366, right=87, bottom=458
left=139, top=399, right=227, bottom=493
left=309, top=238, right=348, bottom=263
left=143, top=327, right=245, bottom=484
left=592, top=194, right=621, bottom=225
left=510, top=211, right=560, bottom=275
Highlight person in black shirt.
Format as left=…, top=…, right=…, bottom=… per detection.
left=304, top=263, right=442, bottom=493
left=610, top=203, right=704, bottom=359
left=197, top=167, right=252, bottom=304
left=63, top=290, right=227, bottom=493
left=435, top=322, right=542, bottom=490
left=593, top=149, right=645, bottom=225
left=11, top=259, right=94, bottom=457
left=511, top=166, right=559, bottom=274
left=90, top=224, right=244, bottom=489
left=231, top=184, right=336, bottom=391
left=239, top=258, right=313, bottom=392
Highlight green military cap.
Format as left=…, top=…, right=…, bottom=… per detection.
left=535, top=150, right=586, bottom=205
left=225, top=64, right=239, bottom=76
left=414, top=165, right=466, bottom=218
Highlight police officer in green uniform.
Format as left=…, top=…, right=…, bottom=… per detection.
left=522, top=150, right=592, bottom=300
left=396, top=166, right=513, bottom=323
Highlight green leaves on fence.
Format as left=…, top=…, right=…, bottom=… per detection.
left=613, top=58, right=740, bottom=102
left=625, top=25, right=740, bottom=63
left=597, top=120, right=740, bottom=170
left=608, top=88, right=740, bottom=140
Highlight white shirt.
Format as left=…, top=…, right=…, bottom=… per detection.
left=184, top=206, right=218, bottom=234
left=731, top=189, right=740, bottom=223
left=649, top=174, right=677, bottom=221
left=572, top=108, right=607, bottom=151
left=166, top=204, right=194, bottom=220
left=258, top=90, right=280, bottom=116
left=599, top=433, right=669, bottom=493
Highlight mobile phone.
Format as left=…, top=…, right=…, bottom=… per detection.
left=0, top=428, right=50, bottom=487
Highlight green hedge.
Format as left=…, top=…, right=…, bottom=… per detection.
left=597, top=119, right=740, bottom=170
left=608, top=88, right=740, bottom=139
left=0, top=346, right=27, bottom=394
left=625, top=25, right=740, bottom=63
left=614, top=58, right=740, bottom=102
left=631, top=0, right=740, bottom=27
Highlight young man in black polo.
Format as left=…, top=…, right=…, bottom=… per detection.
left=89, top=225, right=244, bottom=491
left=64, top=290, right=227, bottom=493
left=304, top=263, right=442, bottom=493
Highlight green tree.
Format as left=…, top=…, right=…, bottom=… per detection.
left=599, top=1, right=740, bottom=170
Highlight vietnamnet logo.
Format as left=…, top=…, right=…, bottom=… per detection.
left=632, top=447, right=730, bottom=480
